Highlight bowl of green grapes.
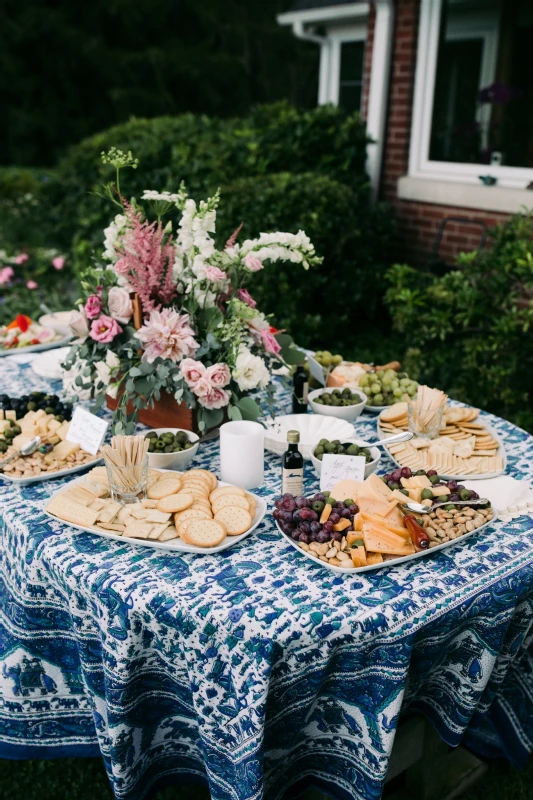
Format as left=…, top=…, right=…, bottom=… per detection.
left=358, top=369, right=418, bottom=413
left=144, top=428, right=200, bottom=469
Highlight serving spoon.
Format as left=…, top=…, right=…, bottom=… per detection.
left=0, top=436, right=42, bottom=470
left=358, top=431, right=413, bottom=450
left=403, top=499, right=489, bottom=515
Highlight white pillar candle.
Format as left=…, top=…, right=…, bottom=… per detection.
left=219, top=421, right=264, bottom=489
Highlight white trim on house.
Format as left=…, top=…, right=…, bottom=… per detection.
left=398, top=176, right=533, bottom=214
left=407, top=0, right=533, bottom=197
left=277, top=3, right=369, bottom=27
left=318, top=23, right=367, bottom=105
left=366, top=0, right=395, bottom=202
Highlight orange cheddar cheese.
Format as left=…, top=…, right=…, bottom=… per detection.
left=362, top=522, right=415, bottom=555
left=332, top=518, right=351, bottom=532
left=366, top=551, right=384, bottom=565
left=350, top=545, right=367, bottom=567
left=360, top=512, right=411, bottom=540
left=430, top=485, right=450, bottom=497
left=352, top=513, right=363, bottom=531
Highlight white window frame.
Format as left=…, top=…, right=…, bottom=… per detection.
left=408, top=0, right=533, bottom=189
left=318, top=23, right=367, bottom=106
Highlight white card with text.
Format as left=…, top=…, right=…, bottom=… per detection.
left=319, top=454, right=366, bottom=492
left=306, top=354, right=326, bottom=386
left=66, top=407, right=108, bottom=456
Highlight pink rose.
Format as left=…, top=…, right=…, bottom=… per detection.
left=69, top=308, right=89, bottom=342
left=205, top=362, right=231, bottom=387
left=52, top=256, right=65, bottom=270
left=85, top=294, right=102, bottom=320
left=15, top=253, right=29, bottom=265
left=180, top=358, right=206, bottom=388
left=0, top=267, right=14, bottom=285
left=244, top=254, right=263, bottom=272
left=260, top=329, right=281, bottom=356
left=26, top=280, right=38, bottom=290
left=90, top=315, right=122, bottom=344
left=108, top=286, right=133, bottom=324
left=204, top=266, right=227, bottom=283
left=237, top=288, right=256, bottom=308
left=193, top=377, right=231, bottom=410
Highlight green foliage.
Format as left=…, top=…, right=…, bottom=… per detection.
left=48, top=104, right=392, bottom=352
left=0, top=167, right=59, bottom=251
left=384, top=212, right=533, bottom=431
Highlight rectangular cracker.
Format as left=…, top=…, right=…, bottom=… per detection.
left=46, top=494, right=99, bottom=527
left=97, top=522, right=125, bottom=532
left=97, top=501, right=122, bottom=523
left=141, top=498, right=159, bottom=508
left=144, top=510, right=172, bottom=523
left=148, top=522, right=170, bottom=539
left=158, top=526, right=179, bottom=542
left=88, top=498, right=107, bottom=512
left=124, top=522, right=153, bottom=539
left=63, top=486, right=96, bottom=507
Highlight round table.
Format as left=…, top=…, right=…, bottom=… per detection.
left=1, top=354, right=533, bottom=800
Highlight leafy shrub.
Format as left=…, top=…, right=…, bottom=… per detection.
left=48, top=103, right=393, bottom=353
left=0, top=167, right=59, bottom=251
left=384, top=212, right=533, bottom=431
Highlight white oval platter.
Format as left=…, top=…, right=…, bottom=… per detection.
left=44, top=474, right=267, bottom=555
left=0, top=457, right=104, bottom=485
left=0, top=334, right=72, bottom=358
left=276, top=479, right=499, bottom=574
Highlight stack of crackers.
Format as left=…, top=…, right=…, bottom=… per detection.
left=46, top=467, right=257, bottom=549
left=379, top=403, right=504, bottom=476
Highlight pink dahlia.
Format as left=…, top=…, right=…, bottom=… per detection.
left=136, top=309, right=199, bottom=364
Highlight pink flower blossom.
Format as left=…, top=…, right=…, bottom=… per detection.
left=26, top=280, right=38, bottom=290
left=85, top=294, right=103, bottom=319
left=107, top=286, right=133, bottom=324
left=0, top=267, right=14, bottom=285
left=180, top=358, right=206, bottom=387
left=15, top=253, right=29, bottom=265
left=90, top=315, right=122, bottom=344
left=244, top=254, right=263, bottom=272
left=260, top=329, right=281, bottom=356
left=205, top=362, right=231, bottom=387
left=52, top=257, right=65, bottom=270
left=136, top=309, right=199, bottom=364
left=193, top=378, right=231, bottom=410
left=237, top=288, right=256, bottom=308
left=204, top=266, right=227, bottom=284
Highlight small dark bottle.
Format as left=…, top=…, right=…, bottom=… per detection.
left=292, top=365, right=309, bottom=414
left=282, top=430, right=304, bottom=496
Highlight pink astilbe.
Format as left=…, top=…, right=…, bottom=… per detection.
left=225, top=222, right=243, bottom=250
left=114, top=202, right=176, bottom=314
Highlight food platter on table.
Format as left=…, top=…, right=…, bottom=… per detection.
left=0, top=313, right=71, bottom=357
left=377, top=402, right=506, bottom=480
left=0, top=392, right=101, bottom=484
left=273, top=470, right=499, bottom=574
left=44, top=466, right=266, bottom=554
left=0, top=333, right=72, bottom=358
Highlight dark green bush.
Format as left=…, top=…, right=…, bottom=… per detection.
left=384, top=212, right=533, bottom=431
left=47, top=103, right=393, bottom=354
left=0, top=167, right=59, bottom=251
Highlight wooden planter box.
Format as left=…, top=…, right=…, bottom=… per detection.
left=106, top=390, right=222, bottom=438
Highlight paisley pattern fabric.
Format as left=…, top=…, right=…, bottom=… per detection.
left=1, top=355, right=533, bottom=800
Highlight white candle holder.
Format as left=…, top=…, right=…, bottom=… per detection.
left=219, top=421, right=264, bottom=489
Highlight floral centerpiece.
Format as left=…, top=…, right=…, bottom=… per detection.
left=64, top=149, right=321, bottom=433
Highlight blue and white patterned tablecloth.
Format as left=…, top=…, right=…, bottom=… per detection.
left=2, top=355, right=533, bottom=800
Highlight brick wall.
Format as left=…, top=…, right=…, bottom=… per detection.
left=362, top=0, right=512, bottom=266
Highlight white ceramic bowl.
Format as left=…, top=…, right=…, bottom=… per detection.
left=145, top=428, right=200, bottom=470
left=308, top=387, right=367, bottom=421
left=39, top=312, right=73, bottom=336
left=310, top=438, right=381, bottom=479
left=264, top=415, right=355, bottom=459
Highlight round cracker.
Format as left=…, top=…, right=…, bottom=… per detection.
left=212, top=494, right=251, bottom=513
left=210, top=485, right=246, bottom=502
left=191, top=498, right=212, bottom=511
left=174, top=507, right=211, bottom=527
left=213, top=505, right=252, bottom=536
left=157, top=492, right=194, bottom=513
left=246, top=493, right=257, bottom=518
left=147, top=478, right=182, bottom=499
left=182, top=519, right=226, bottom=548
left=180, top=481, right=210, bottom=496
left=186, top=469, right=217, bottom=490
left=191, top=504, right=213, bottom=518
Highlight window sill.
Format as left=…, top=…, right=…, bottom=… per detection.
left=397, top=176, right=533, bottom=214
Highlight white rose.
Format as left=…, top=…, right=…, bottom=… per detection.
left=232, top=346, right=270, bottom=391
left=108, top=286, right=133, bottom=324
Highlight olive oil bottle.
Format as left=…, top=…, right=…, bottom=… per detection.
left=282, top=430, right=304, bottom=496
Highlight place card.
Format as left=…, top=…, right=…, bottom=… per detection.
left=306, top=354, right=326, bottom=386
left=320, top=454, right=366, bottom=492
left=66, top=407, right=108, bottom=456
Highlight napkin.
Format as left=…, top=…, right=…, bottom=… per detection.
left=465, top=476, right=533, bottom=521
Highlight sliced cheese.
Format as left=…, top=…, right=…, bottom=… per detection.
left=49, top=440, right=80, bottom=461
left=363, top=525, right=415, bottom=556
left=360, top=513, right=410, bottom=540
left=330, top=479, right=363, bottom=502
left=384, top=504, right=407, bottom=528
left=5, top=410, right=16, bottom=421
left=366, top=552, right=384, bottom=565
left=350, top=545, right=367, bottom=567
left=430, top=485, right=450, bottom=497
left=390, top=489, right=410, bottom=504
left=408, top=488, right=422, bottom=503
left=56, top=422, right=70, bottom=441
left=365, top=473, right=393, bottom=500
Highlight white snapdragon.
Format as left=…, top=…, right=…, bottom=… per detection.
left=142, top=190, right=183, bottom=203
left=232, top=346, right=270, bottom=391
left=103, top=214, right=128, bottom=261
left=239, top=230, right=316, bottom=270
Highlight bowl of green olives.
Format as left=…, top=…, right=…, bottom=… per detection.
left=308, top=387, right=367, bottom=421
left=144, top=428, right=200, bottom=469
left=310, top=437, right=380, bottom=479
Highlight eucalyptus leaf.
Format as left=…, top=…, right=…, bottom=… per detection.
left=236, top=396, right=261, bottom=421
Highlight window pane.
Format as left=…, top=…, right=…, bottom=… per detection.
left=429, top=0, right=533, bottom=168
left=339, top=40, right=364, bottom=112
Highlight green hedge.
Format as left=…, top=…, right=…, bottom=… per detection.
left=384, top=212, right=533, bottom=432
left=0, top=167, right=59, bottom=251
